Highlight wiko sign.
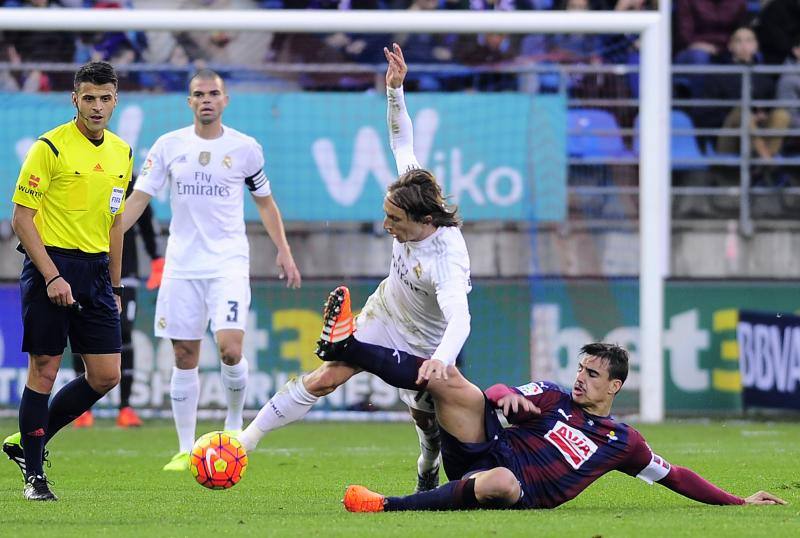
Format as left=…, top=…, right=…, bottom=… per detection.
left=0, top=92, right=566, bottom=222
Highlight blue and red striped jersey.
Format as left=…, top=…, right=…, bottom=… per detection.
left=485, top=381, right=670, bottom=509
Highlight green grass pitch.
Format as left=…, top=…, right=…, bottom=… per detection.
left=0, top=419, right=798, bottom=537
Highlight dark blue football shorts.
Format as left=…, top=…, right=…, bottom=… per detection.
left=439, top=396, right=534, bottom=509
left=20, top=247, right=121, bottom=356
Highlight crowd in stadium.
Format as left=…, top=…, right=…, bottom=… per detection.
left=1, top=1, right=799, bottom=176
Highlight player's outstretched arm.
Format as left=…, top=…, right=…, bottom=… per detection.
left=743, top=491, right=787, bottom=505
left=659, top=465, right=786, bottom=506
left=384, top=43, right=421, bottom=175
left=384, top=42, right=407, bottom=90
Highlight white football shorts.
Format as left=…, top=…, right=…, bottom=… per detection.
left=154, top=276, right=251, bottom=340
left=355, top=313, right=435, bottom=414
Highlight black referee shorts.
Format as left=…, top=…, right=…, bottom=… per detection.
left=20, top=247, right=121, bottom=356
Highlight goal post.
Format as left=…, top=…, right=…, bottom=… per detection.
left=0, top=7, right=670, bottom=422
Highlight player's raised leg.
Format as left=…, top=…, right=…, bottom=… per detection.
left=164, top=339, right=200, bottom=471
left=317, top=286, right=487, bottom=437
left=237, top=362, right=358, bottom=452
left=237, top=288, right=358, bottom=451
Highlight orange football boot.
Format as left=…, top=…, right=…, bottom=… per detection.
left=343, top=485, right=385, bottom=513
left=315, top=286, right=355, bottom=360
left=116, top=406, right=143, bottom=428
left=73, top=410, right=93, bottom=428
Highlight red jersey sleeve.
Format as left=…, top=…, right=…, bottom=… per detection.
left=620, top=428, right=744, bottom=505
left=484, top=381, right=563, bottom=423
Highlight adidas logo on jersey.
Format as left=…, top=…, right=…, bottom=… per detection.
left=94, top=163, right=104, bottom=172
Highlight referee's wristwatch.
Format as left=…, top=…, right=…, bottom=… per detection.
left=112, top=285, right=125, bottom=297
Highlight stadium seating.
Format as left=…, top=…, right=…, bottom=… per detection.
left=567, top=108, right=631, bottom=159
left=633, top=110, right=707, bottom=171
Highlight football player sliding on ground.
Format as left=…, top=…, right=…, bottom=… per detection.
left=314, top=287, right=787, bottom=512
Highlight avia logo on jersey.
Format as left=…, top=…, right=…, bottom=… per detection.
left=545, top=420, right=598, bottom=469
left=516, top=382, right=543, bottom=397
left=28, top=174, right=41, bottom=188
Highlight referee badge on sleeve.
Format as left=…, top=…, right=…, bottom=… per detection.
left=109, top=186, right=124, bottom=214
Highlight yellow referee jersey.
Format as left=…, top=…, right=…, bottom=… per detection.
left=12, top=120, right=133, bottom=254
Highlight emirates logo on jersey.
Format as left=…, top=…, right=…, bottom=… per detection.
left=545, top=420, right=598, bottom=469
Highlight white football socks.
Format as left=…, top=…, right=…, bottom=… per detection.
left=221, top=357, right=249, bottom=432
left=238, top=376, right=318, bottom=452
left=170, top=366, right=200, bottom=453
left=416, top=422, right=442, bottom=474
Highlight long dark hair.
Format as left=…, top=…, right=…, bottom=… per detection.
left=387, top=168, right=461, bottom=227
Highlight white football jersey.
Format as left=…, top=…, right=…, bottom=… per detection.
left=135, top=125, right=271, bottom=279
left=357, top=86, right=472, bottom=363
left=359, top=226, right=471, bottom=359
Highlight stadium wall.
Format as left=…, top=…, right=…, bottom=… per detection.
left=0, top=280, right=797, bottom=414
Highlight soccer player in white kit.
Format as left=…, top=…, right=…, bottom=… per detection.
left=237, top=44, right=471, bottom=492
left=121, top=69, right=301, bottom=471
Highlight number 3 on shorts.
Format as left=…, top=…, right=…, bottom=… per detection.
left=226, top=300, right=239, bottom=322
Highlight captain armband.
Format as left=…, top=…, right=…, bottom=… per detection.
left=636, top=453, right=672, bottom=485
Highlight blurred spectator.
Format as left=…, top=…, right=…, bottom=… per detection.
left=673, top=0, right=747, bottom=99
left=599, top=0, right=656, bottom=97
left=73, top=1, right=148, bottom=90
left=0, top=39, right=20, bottom=91
left=589, top=0, right=653, bottom=8
left=4, top=0, right=76, bottom=91
left=696, top=27, right=790, bottom=162
left=776, top=37, right=800, bottom=153
left=327, top=0, right=390, bottom=67
left=457, top=33, right=518, bottom=91
left=468, top=0, right=515, bottom=9
left=519, top=0, right=604, bottom=93
left=753, top=0, right=800, bottom=64
left=175, top=0, right=274, bottom=73
left=271, top=0, right=389, bottom=90
left=392, top=0, right=458, bottom=90
left=139, top=44, right=194, bottom=92
left=674, top=0, right=747, bottom=64
left=521, top=0, right=603, bottom=63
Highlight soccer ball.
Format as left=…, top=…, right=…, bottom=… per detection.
left=189, top=431, right=248, bottom=490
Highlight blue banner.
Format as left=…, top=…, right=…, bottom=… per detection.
left=0, top=91, right=566, bottom=222
left=737, top=310, right=800, bottom=410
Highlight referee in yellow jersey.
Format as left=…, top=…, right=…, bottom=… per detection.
left=2, top=62, right=132, bottom=501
